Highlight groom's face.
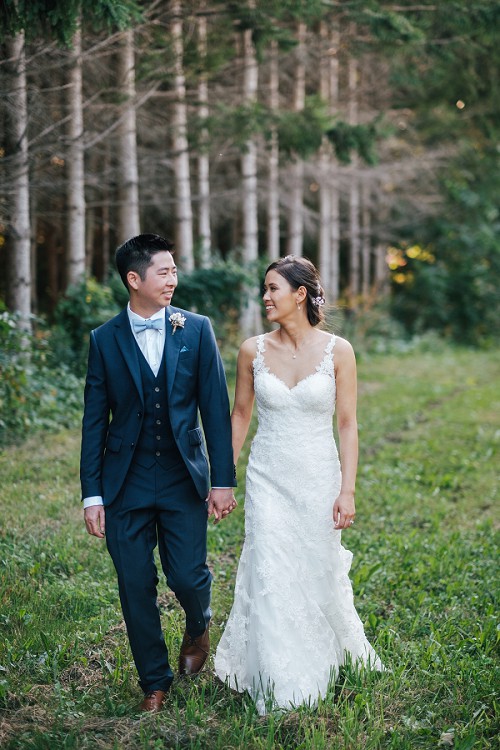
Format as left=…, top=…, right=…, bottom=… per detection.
left=129, top=251, right=178, bottom=315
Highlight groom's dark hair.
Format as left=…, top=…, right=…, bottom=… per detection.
left=115, top=233, right=175, bottom=290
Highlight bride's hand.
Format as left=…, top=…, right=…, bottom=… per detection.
left=333, top=491, right=356, bottom=530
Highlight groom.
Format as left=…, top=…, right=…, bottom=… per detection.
left=80, top=233, right=236, bottom=713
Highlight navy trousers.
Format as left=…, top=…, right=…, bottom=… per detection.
left=105, top=458, right=211, bottom=693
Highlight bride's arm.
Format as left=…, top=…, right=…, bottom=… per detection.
left=231, top=339, right=256, bottom=463
left=333, top=337, right=358, bottom=529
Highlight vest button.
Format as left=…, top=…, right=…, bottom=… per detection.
left=155, top=451, right=160, bottom=457
left=156, top=435, right=161, bottom=440
left=155, top=403, right=160, bottom=409
left=155, top=386, right=160, bottom=392
left=156, top=419, right=161, bottom=425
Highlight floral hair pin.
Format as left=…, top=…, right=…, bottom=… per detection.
left=313, top=296, right=325, bottom=307
left=169, top=312, right=186, bottom=335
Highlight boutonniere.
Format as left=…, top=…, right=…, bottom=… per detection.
left=169, top=312, right=186, bottom=335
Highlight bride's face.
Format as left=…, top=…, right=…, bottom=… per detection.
left=262, top=270, right=299, bottom=322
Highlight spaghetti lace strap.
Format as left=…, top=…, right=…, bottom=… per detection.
left=316, top=334, right=336, bottom=378
left=253, top=334, right=268, bottom=376
left=325, top=333, right=336, bottom=355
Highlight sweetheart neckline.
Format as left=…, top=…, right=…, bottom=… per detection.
left=257, top=368, right=332, bottom=393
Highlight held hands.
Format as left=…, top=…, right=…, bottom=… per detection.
left=333, top=491, right=356, bottom=530
left=84, top=506, right=106, bottom=538
left=207, top=488, right=237, bottom=525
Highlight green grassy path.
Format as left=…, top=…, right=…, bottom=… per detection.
left=0, top=347, right=498, bottom=749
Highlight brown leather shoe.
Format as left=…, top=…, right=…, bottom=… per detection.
left=178, top=625, right=210, bottom=675
left=139, top=689, right=167, bottom=713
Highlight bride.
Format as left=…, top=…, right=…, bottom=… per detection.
left=214, top=255, right=382, bottom=715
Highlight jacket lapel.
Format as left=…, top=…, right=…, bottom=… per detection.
left=164, top=306, right=183, bottom=397
left=113, top=308, right=144, bottom=404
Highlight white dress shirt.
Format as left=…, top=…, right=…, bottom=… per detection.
left=127, top=304, right=166, bottom=377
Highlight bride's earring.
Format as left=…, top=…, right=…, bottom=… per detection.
left=297, top=303, right=301, bottom=311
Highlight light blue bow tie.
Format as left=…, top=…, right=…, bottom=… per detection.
left=132, top=318, right=163, bottom=334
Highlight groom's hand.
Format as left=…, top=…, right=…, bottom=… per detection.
left=84, top=506, right=106, bottom=538
left=207, top=488, right=237, bottom=525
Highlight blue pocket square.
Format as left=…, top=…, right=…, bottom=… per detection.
left=180, top=345, right=190, bottom=353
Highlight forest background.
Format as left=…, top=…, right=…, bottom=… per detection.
left=1, top=0, right=499, bottom=444
left=0, top=3, right=499, bottom=748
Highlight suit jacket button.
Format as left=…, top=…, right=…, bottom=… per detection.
left=137, top=412, right=142, bottom=418
left=155, top=451, right=160, bottom=457
left=131, top=442, right=135, bottom=448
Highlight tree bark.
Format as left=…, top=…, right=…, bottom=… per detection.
left=286, top=21, right=306, bottom=257
left=116, top=28, right=141, bottom=243
left=361, top=181, right=371, bottom=297
left=347, top=50, right=360, bottom=307
left=66, top=24, right=86, bottom=286
left=329, top=27, right=341, bottom=303
left=267, top=38, right=280, bottom=260
left=318, top=22, right=331, bottom=296
left=240, top=19, right=260, bottom=337
left=4, top=31, right=32, bottom=328
left=171, top=0, right=194, bottom=271
left=197, top=5, right=211, bottom=267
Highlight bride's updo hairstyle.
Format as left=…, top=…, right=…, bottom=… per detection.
left=265, top=255, right=326, bottom=327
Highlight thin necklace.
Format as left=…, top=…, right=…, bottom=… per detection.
left=279, top=331, right=308, bottom=359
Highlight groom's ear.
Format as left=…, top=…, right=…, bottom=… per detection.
left=127, top=270, right=140, bottom=291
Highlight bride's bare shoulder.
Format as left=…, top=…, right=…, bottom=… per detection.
left=238, top=335, right=264, bottom=360
left=331, top=334, right=356, bottom=364
left=332, top=334, right=354, bottom=351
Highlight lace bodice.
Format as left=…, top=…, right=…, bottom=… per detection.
left=252, top=333, right=336, bottom=442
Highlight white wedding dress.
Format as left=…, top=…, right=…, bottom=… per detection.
left=214, top=334, right=382, bottom=715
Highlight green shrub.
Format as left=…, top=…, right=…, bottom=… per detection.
left=52, top=276, right=120, bottom=375
left=0, top=312, right=82, bottom=447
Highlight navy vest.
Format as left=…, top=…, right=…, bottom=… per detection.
left=133, top=345, right=183, bottom=471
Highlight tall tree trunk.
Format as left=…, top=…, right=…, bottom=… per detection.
left=374, top=186, right=389, bottom=293
left=197, top=5, right=211, bottom=268
left=318, top=22, right=331, bottom=296
left=66, top=24, right=86, bottom=286
left=329, top=25, right=341, bottom=302
left=374, top=243, right=388, bottom=293
left=361, top=181, right=371, bottom=297
left=240, top=20, right=260, bottom=337
left=347, top=49, right=360, bottom=307
left=30, top=177, right=37, bottom=314
left=318, top=22, right=341, bottom=303
left=171, top=0, right=194, bottom=271
left=116, top=28, right=140, bottom=243
left=5, top=31, right=31, bottom=328
left=286, top=21, right=306, bottom=256
left=267, top=38, right=280, bottom=260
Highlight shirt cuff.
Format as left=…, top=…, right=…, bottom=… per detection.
left=83, top=496, right=104, bottom=509
left=211, top=487, right=231, bottom=490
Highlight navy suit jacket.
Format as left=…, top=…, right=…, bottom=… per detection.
left=80, top=306, right=235, bottom=505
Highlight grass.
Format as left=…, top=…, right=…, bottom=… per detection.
left=0, top=344, right=498, bottom=749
